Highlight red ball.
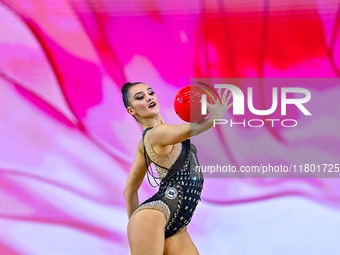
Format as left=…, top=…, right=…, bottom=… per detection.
left=174, top=86, right=211, bottom=123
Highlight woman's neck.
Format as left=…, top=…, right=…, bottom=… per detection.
left=139, top=116, right=165, bottom=130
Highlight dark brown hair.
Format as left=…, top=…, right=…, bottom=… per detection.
left=121, top=82, right=144, bottom=108
left=121, top=82, right=144, bottom=122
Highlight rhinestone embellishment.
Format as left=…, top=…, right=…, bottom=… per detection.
left=165, top=187, right=178, bottom=199
left=131, top=200, right=171, bottom=223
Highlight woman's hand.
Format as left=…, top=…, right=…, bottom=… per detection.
left=206, top=88, right=233, bottom=120
left=145, top=88, right=233, bottom=145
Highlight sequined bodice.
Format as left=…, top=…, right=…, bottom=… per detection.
left=143, top=130, right=182, bottom=178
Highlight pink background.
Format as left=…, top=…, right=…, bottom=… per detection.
left=0, top=0, right=339, bottom=254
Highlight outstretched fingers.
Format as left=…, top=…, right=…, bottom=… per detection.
left=222, top=88, right=229, bottom=105
left=225, top=90, right=232, bottom=105
left=226, top=101, right=233, bottom=110
left=217, top=88, right=222, bottom=105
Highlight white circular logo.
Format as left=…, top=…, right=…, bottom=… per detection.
left=165, top=187, right=178, bottom=200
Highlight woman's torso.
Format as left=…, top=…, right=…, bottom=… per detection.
left=143, top=129, right=183, bottom=178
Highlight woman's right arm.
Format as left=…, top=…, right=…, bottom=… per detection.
left=123, top=141, right=150, bottom=219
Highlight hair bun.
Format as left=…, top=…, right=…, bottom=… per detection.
left=121, top=82, right=132, bottom=94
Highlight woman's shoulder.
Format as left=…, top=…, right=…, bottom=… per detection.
left=137, top=138, right=145, bottom=154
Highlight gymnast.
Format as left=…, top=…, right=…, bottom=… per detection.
left=122, top=82, right=232, bottom=255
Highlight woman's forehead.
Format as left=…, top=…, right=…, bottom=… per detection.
left=129, top=83, right=151, bottom=93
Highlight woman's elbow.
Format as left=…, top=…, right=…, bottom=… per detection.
left=123, top=188, right=129, bottom=198
left=123, top=187, right=135, bottom=199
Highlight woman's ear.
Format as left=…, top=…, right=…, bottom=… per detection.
left=127, top=107, right=136, bottom=116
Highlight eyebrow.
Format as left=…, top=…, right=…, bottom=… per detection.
left=134, top=87, right=152, bottom=97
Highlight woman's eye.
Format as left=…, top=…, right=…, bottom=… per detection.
left=136, top=91, right=154, bottom=100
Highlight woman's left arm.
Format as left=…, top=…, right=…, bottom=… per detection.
left=123, top=141, right=150, bottom=219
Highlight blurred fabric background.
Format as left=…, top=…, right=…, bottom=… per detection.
left=0, top=0, right=340, bottom=254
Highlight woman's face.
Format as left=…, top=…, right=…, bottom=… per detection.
left=127, top=83, right=160, bottom=119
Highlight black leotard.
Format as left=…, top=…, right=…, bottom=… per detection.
left=131, top=127, right=204, bottom=239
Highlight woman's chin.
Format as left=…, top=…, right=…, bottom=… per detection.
left=145, top=111, right=161, bottom=118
